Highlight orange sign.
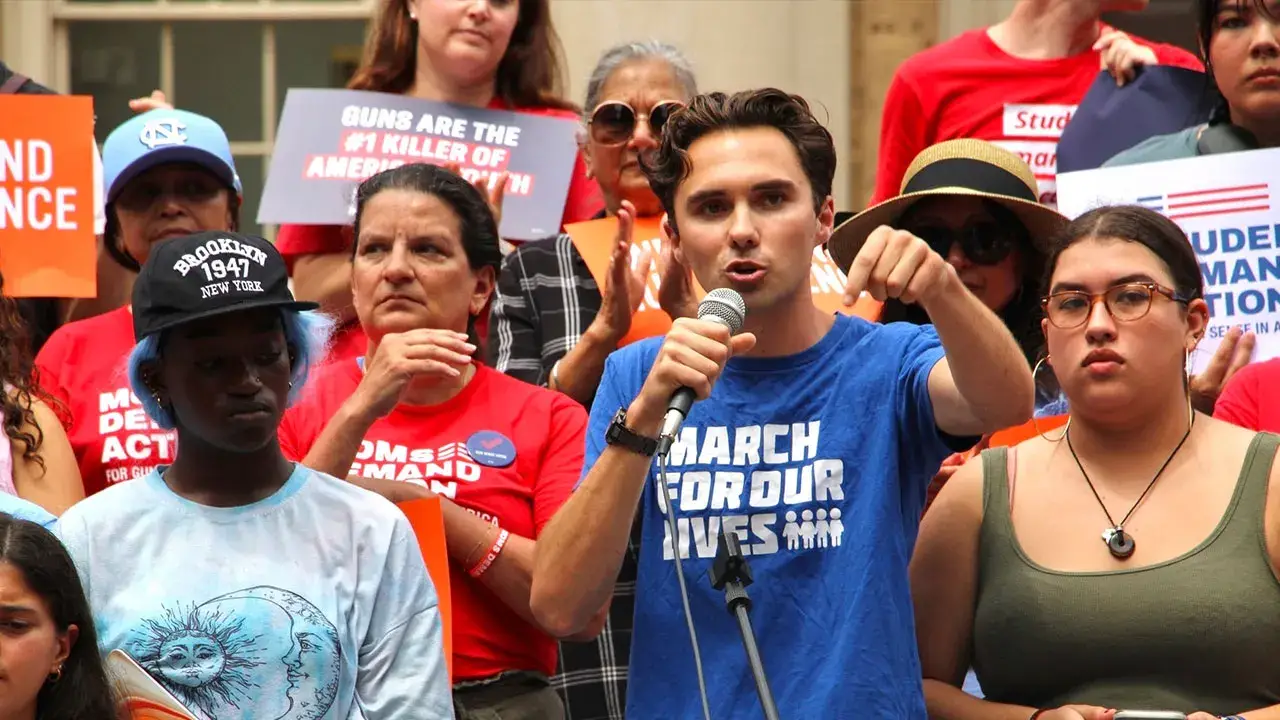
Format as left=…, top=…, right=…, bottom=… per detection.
left=106, top=650, right=198, bottom=720
left=990, top=414, right=1068, bottom=447
left=398, top=497, right=455, bottom=682
left=0, top=94, right=97, bottom=298
left=567, top=216, right=882, bottom=346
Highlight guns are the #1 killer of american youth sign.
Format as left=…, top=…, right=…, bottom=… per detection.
left=258, top=89, right=579, bottom=241
left=1056, top=147, right=1280, bottom=375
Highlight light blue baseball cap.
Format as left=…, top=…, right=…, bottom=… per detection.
left=102, top=108, right=242, bottom=203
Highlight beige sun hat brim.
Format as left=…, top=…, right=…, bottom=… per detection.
left=827, top=139, right=1070, bottom=274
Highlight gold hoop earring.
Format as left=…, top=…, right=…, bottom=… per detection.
left=46, top=665, right=62, bottom=684
left=1031, top=355, right=1070, bottom=442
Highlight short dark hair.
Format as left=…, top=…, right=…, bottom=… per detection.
left=351, top=164, right=503, bottom=346
left=0, top=515, right=119, bottom=720
left=1042, top=205, right=1205, bottom=302
left=642, top=88, right=837, bottom=226
left=1198, top=0, right=1279, bottom=125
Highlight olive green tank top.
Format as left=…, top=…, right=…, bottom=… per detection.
left=972, top=432, right=1280, bottom=716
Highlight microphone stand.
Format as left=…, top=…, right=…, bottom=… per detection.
left=709, top=529, right=781, bottom=720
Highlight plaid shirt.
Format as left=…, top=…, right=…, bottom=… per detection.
left=488, top=232, right=637, bottom=720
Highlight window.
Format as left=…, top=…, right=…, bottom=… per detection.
left=1102, top=0, right=1199, bottom=55
left=56, top=0, right=371, bottom=239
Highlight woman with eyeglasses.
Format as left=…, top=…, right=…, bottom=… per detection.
left=271, top=0, right=603, bottom=367
left=910, top=204, right=1280, bottom=720
left=34, top=108, right=240, bottom=498
left=490, top=41, right=698, bottom=407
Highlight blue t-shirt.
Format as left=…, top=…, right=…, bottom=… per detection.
left=0, top=493, right=57, bottom=530
left=56, top=464, right=452, bottom=720
left=583, top=314, right=965, bottom=719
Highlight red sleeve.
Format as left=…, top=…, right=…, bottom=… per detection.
left=531, top=392, right=588, bottom=535
left=559, top=151, right=604, bottom=227
left=277, top=378, right=334, bottom=463
left=277, top=406, right=309, bottom=462
left=1214, top=361, right=1262, bottom=430
left=33, top=327, right=75, bottom=429
left=1149, top=42, right=1205, bottom=72
left=872, top=67, right=930, bottom=206
left=274, top=224, right=353, bottom=272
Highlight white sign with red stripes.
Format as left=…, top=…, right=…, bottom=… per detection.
left=1057, top=147, right=1280, bottom=375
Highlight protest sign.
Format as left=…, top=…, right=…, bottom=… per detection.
left=259, top=89, right=579, bottom=241
left=1057, top=147, right=1280, bottom=374
left=397, top=497, right=454, bottom=682
left=0, top=94, right=97, bottom=297
left=106, top=650, right=198, bottom=720
left=990, top=414, right=1068, bottom=447
left=567, top=216, right=882, bottom=346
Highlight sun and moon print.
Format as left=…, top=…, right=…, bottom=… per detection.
left=125, top=586, right=342, bottom=720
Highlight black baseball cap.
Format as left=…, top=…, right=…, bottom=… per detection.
left=132, top=230, right=318, bottom=341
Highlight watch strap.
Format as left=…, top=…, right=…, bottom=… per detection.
left=606, top=408, right=659, bottom=457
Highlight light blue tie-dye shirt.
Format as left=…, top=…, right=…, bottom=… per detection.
left=0, top=493, right=57, bottom=529
left=56, top=464, right=453, bottom=720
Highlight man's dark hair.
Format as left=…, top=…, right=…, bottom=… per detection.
left=642, top=88, right=837, bottom=226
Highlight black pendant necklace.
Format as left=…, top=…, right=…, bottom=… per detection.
left=1065, top=416, right=1194, bottom=560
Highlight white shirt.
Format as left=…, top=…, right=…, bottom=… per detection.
left=57, top=464, right=453, bottom=719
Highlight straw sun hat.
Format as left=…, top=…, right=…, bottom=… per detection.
left=827, top=138, right=1069, bottom=274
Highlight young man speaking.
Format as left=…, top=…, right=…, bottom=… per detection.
left=531, top=88, right=1034, bottom=719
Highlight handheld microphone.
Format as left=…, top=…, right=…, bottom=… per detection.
left=657, top=288, right=747, bottom=457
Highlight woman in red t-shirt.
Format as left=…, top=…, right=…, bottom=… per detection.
left=280, top=0, right=604, bottom=366
left=35, top=108, right=242, bottom=497
left=278, top=163, right=601, bottom=719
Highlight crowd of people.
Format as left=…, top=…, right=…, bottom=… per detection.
left=1, top=0, right=1278, bottom=718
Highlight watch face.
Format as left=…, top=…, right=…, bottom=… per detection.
left=606, top=408, right=654, bottom=455
left=606, top=409, right=627, bottom=442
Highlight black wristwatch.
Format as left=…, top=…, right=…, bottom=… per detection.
left=606, top=408, right=659, bottom=457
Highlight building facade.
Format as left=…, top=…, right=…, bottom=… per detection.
left=1, top=0, right=1194, bottom=234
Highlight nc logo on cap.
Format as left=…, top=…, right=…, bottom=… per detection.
left=139, top=119, right=188, bottom=150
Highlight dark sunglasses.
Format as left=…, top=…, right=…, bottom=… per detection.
left=114, top=168, right=225, bottom=213
left=908, top=221, right=1019, bottom=266
left=588, top=100, right=685, bottom=146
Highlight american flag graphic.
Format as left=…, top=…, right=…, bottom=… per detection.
left=436, top=442, right=473, bottom=461
left=1136, top=183, right=1272, bottom=221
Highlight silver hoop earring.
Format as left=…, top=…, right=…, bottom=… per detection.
left=1031, top=354, right=1070, bottom=442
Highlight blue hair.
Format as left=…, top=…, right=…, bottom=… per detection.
left=126, top=310, right=336, bottom=430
